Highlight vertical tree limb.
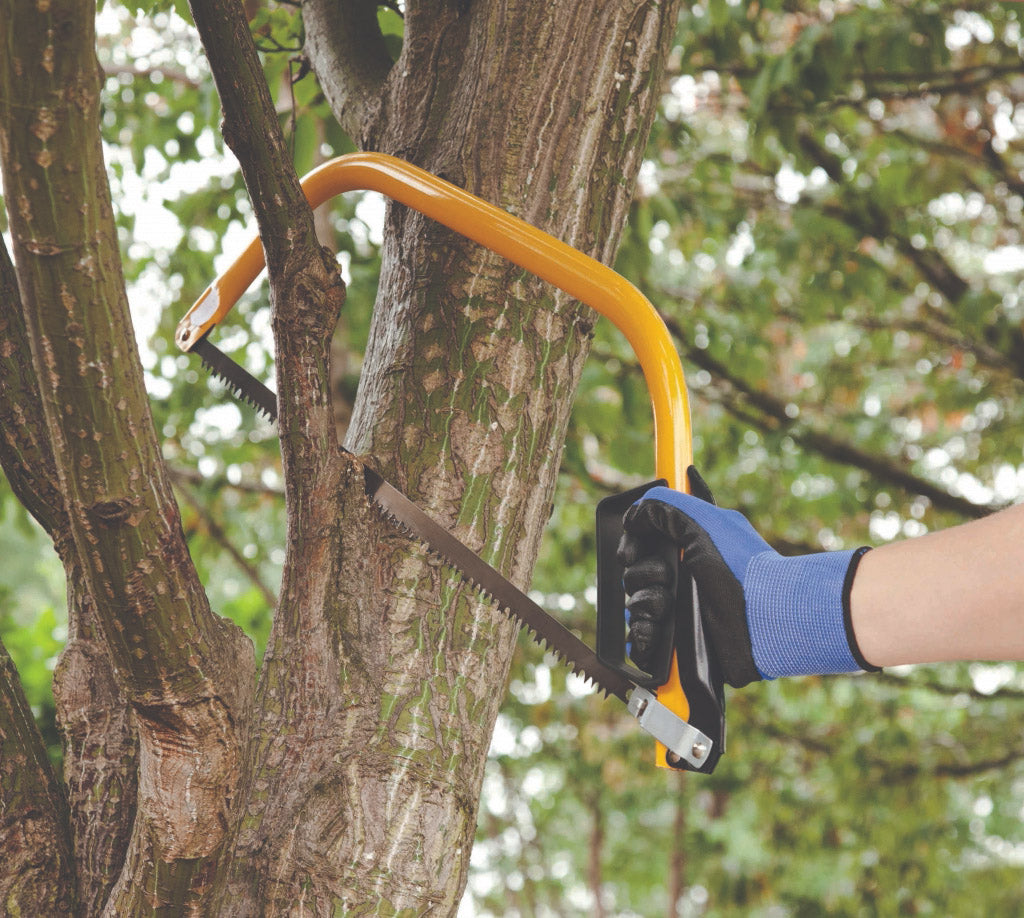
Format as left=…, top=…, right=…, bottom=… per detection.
left=0, top=0, right=255, bottom=909
left=2, top=233, right=136, bottom=916
left=302, top=0, right=393, bottom=144
left=183, top=2, right=372, bottom=913
left=0, top=637, right=75, bottom=916
left=658, top=313, right=994, bottom=520
left=0, top=242, right=69, bottom=545
left=188, top=0, right=346, bottom=486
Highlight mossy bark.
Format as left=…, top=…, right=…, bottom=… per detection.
left=2, top=189, right=133, bottom=917
left=208, top=1, right=682, bottom=913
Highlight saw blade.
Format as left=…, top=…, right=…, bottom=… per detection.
left=187, top=338, right=638, bottom=702
left=364, top=467, right=637, bottom=703
left=192, top=336, right=278, bottom=421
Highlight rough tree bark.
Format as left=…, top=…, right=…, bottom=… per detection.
left=1, top=241, right=136, bottom=916
left=1, top=0, right=255, bottom=912
left=0, top=0, right=681, bottom=913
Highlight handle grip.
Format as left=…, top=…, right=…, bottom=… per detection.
left=596, top=481, right=726, bottom=773
left=595, top=481, right=675, bottom=689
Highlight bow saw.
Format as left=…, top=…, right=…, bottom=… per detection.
left=175, top=152, right=726, bottom=773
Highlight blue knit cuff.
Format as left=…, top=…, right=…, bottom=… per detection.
left=745, top=549, right=864, bottom=679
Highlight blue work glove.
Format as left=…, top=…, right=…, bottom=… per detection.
left=617, top=470, right=878, bottom=688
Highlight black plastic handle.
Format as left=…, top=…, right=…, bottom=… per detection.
left=595, top=480, right=674, bottom=688
left=595, top=481, right=727, bottom=773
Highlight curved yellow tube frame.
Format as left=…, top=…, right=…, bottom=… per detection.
left=176, top=152, right=694, bottom=766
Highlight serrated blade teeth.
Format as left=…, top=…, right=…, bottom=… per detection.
left=191, top=337, right=278, bottom=421
left=200, top=362, right=275, bottom=422
left=364, top=469, right=636, bottom=703
left=396, top=516, right=612, bottom=698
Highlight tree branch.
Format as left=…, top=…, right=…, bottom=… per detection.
left=0, top=240, right=69, bottom=546
left=881, top=122, right=1024, bottom=203
left=2, top=232, right=136, bottom=915
left=189, top=0, right=346, bottom=485
left=838, top=61, right=1024, bottom=107
left=660, top=315, right=996, bottom=520
left=0, top=0, right=256, bottom=909
left=753, top=706, right=1024, bottom=784
left=302, top=0, right=393, bottom=144
left=776, top=305, right=1018, bottom=380
left=796, top=130, right=971, bottom=304
left=189, top=0, right=316, bottom=274
left=714, top=56, right=1024, bottom=108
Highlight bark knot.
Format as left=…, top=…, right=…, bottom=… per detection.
left=134, top=696, right=239, bottom=859
left=31, top=107, right=57, bottom=143
left=86, top=498, right=139, bottom=528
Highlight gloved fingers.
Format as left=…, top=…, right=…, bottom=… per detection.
left=615, top=526, right=664, bottom=567
left=624, top=585, right=672, bottom=625
left=617, top=527, right=676, bottom=673
left=627, top=619, right=662, bottom=672
left=619, top=467, right=714, bottom=552
left=621, top=495, right=706, bottom=549
left=624, top=487, right=772, bottom=572
left=625, top=585, right=672, bottom=672
left=620, top=544, right=675, bottom=594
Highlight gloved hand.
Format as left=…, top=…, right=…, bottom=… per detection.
left=617, top=468, right=878, bottom=688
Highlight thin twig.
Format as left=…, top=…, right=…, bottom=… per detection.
left=166, top=463, right=284, bottom=496
left=173, top=480, right=279, bottom=610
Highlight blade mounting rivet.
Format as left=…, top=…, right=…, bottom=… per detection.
left=692, top=741, right=708, bottom=760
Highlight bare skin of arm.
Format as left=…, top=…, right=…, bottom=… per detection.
left=850, top=502, right=1024, bottom=667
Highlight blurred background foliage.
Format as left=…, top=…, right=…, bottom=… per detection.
left=3, top=0, right=1024, bottom=914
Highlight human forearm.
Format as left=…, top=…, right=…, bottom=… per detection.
left=850, top=502, right=1024, bottom=667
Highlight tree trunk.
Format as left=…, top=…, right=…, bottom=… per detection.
left=211, top=2, right=680, bottom=911
left=229, top=1, right=679, bottom=909
left=0, top=0, right=681, bottom=912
